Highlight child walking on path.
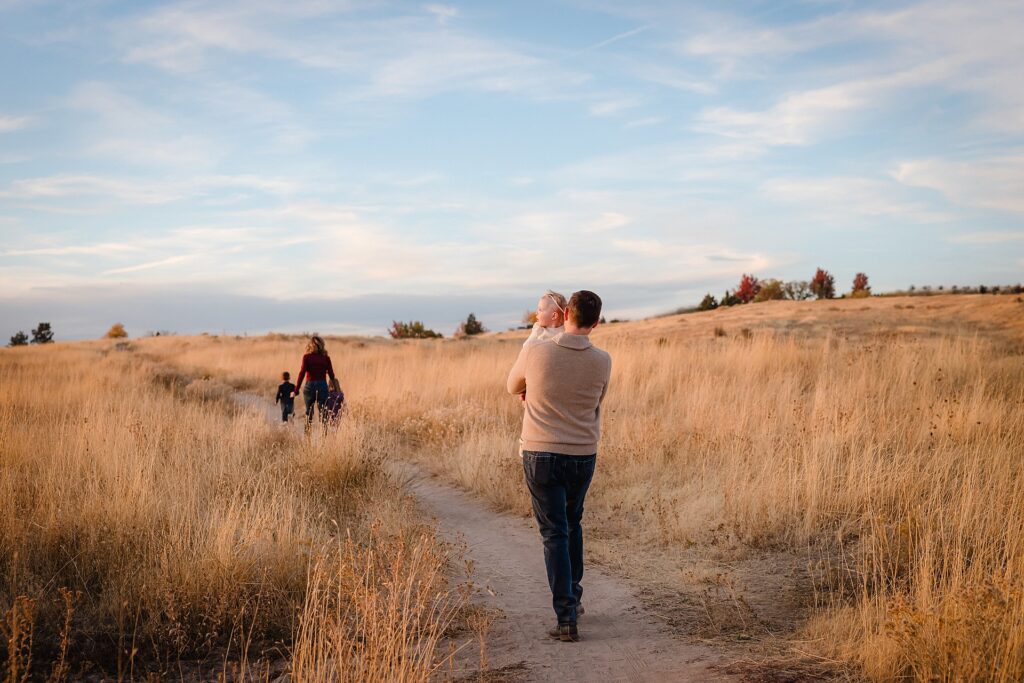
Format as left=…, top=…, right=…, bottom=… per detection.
left=275, top=371, right=295, bottom=423
left=324, top=378, right=346, bottom=430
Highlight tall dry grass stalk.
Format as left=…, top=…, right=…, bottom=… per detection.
left=137, top=298, right=1024, bottom=681
left=291, top=527, right=458, bottom=682
left=0, top=342, right=460, bottom=679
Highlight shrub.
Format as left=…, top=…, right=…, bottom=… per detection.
left=389, top=321, right=442, bottom=339
left=456, top=313, right=485, bottom=337
left=721, top=290, right=742, bottom=307
left=31, top=322, right=54, bottom=344
left=753, top=279, right=785, bottom=302
left=8, top=331, right=28, bottom=347
left=810, top=268, right=835, bottom=300
left=783, top=280, right=813, bottom=301
left=105, top=323, right=128, bottom=339
left=851, top=272, right=871, bottom=298
left=736, top=274, right=761, bottom=303
left=697, top=293, right=718, bottom=311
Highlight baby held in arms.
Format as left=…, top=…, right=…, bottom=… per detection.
left=515, top=290, right=566, bottom=454
left=524, top=289, right=567, bottom=349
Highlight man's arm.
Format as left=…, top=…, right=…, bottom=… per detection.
left=597, top=355, right=612, bottom=405
left=506, top=345, right=530, bottom=395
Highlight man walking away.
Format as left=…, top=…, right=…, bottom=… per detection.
left=506, top=290, right=611, bottom=642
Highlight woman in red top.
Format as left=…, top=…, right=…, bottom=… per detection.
left=293, top=335, right=336, bottom=432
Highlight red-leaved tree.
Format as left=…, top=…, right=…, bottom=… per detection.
left=810, top=268, right=835, bottom=300
left=736, top=274, right=761, bottom=304
left=851, top=272, right=870, bottom=297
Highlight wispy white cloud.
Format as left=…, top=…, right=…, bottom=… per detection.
left=119, top=1, right=591, bottom=102
left=696, top=59, right=956, bottom=147
left=67, top=81, right=221, bottom=168
left=424, top=4, right=458, bottom=25
left=623, top=116, right=665, bottom=128
left=687, top=2, right=1024, bottom=136
left=588, top=97, right=642, bottom=117
left=4, top=243, right=142, bottom=257
left=1, top=175, right=181, bottom=204
left=0, top=115, right=31, bottom=132
left=894, top=156, right=1024, bottom=214
left=949, top=231, right=1024, bottom=244
left=761, top=175, right=953, bottom=223
left=0, top=173, right=299, bottom=207
left=101, top=254, right=197, bottom=276
left=579, top=25, right=650, bottom=53
left=584, top=212, right=631, bottom=232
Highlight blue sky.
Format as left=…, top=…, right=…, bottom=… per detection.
left=1, top=0, right=1022, bottom=339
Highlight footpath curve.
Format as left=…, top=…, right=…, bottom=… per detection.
left=237, top=393, right=735, bottom=682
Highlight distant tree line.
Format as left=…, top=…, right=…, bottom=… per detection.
left=8, top=322, right=54, bottom=347
left=389, top=313, right=488, bottom=340
left=884, top=283, right=1023, bottom=296
left=696, top=268, right=856, bottom=311
left=694, top=269, right=1022, bottom=312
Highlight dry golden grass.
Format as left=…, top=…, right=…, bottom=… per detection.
left=132, top=294, right=1024, bottom=681
left=0, top=342, right=462, bottom=680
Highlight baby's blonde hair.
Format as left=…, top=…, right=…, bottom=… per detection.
left=544, top=290, right=567, bottom=311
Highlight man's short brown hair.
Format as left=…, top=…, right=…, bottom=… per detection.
left=567, top=290, right=602, bottom=328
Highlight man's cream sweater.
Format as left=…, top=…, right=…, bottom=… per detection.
left=506, top=332, right=612, bottom=456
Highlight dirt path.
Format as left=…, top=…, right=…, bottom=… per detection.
left=238, top=393, right=735, bottom=682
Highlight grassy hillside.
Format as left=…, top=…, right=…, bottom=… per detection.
left=4, top=293, right=1022, bottom=681
left=0, top=343, right=461, bottom=680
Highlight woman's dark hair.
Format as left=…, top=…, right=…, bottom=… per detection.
left=567, top=290, right=602, bottom=328
left=305, top=335, right=327, bottom=356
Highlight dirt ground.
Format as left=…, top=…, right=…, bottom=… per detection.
left=244, top=393, right=749, bottom=682
left=397, top=462, right=743, bottom=682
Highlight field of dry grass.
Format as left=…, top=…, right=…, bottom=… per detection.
left=126, top=293, right=1024, bottom=681
left=0, top=343, right=464, bottom=680
left=3, top=293, right=1022, bottom=681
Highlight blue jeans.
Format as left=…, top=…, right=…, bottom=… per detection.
left=302, top=380, right=329, bottom=428
left=522, top=451, right=596, bottom=626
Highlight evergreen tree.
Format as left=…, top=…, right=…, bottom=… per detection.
left=460, top=313, right=485, bottom=336
left=31, top=322, right=54, bottom=344
left=697, top=293, right=718, bottom=311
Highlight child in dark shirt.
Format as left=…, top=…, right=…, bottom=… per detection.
left=324, top=377, right=345, bottom=429
left=275, top=371, right=296, bottom=423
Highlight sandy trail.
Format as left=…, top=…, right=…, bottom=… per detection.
left=239, top=393, right=734, bottom=682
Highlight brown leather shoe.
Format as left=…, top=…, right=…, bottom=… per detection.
left=547, top=624, right=580, bottom=642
